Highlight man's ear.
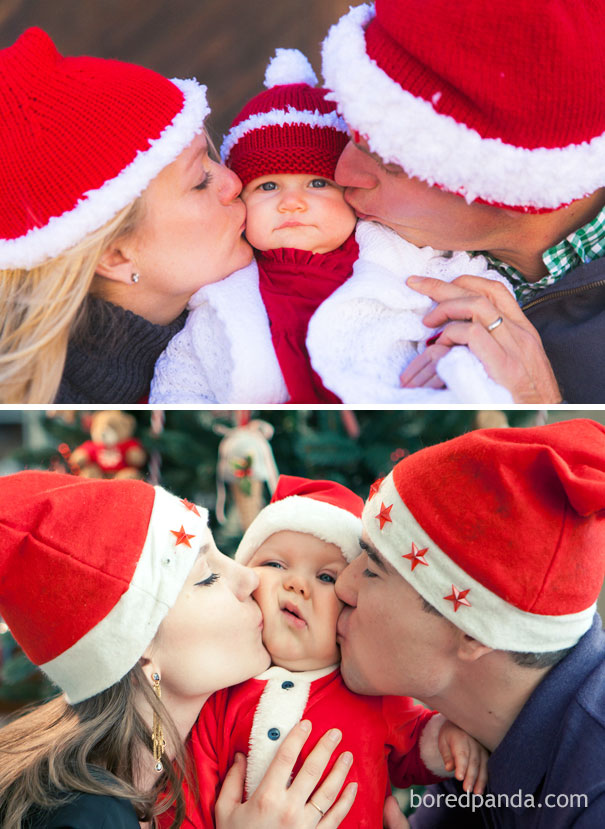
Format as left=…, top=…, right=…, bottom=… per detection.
left=95, top=242, right=137, bottom=285
left=456, top=630, right=493, bottom=662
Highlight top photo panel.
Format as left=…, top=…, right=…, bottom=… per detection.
left=2, top=0, right=603, bottom=405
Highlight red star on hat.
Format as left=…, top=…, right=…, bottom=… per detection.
left=376, top=502, right=393, bottom=530
left=369, top=478, right=383, bottom=499
left=180, top=499, right=201, bottom=517
left=402, top=542, right=429, bottom=571
left=171, top=526, right=196, bottom=547
left=444, top=585, right=471, bottom=612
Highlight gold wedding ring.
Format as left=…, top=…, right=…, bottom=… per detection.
left=309, top=799, right=325, bottom=816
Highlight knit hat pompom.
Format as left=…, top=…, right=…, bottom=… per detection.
left=264, top=48, right=318, bottom=89
left=221, top=48, right=348, bottom=187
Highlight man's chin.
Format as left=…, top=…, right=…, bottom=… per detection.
left=339, top=659, right=379, bottom=696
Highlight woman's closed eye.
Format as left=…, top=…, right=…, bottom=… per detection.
left=195, top=572, right=220, bottom=586
left=194, top=171, right=213, bottom=191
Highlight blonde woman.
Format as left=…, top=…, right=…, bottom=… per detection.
left=0, top=472, right=357, bottom=828
left=0, top=28, right=251, bottom=403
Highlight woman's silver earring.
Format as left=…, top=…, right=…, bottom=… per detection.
left=151, top=672, right=165, bottom=772
left=131, top=272, right=140, bottom=284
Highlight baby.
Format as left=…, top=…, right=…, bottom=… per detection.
left=150, top=49, right=514, bottom=404
left=150, top=49, right=356, bottom=404
left=169, top=475, right=488, bottom=828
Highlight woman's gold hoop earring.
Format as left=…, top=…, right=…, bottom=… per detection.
left=151, top=672, right=165, bottom=772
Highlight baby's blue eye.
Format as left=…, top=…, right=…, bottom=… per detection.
left=318, top=573, right=336, bottom=584
left=262, top=561, right=284, bottom=569
left=260, top=181, right=277, bottom=191
left=309, top=178, right=328, bottom=188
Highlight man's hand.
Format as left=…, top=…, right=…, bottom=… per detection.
left=438, top=720, right=489, bottom=795
left=400, top=275, right=562, bottom=403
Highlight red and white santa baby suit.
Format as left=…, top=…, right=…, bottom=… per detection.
left=158, top=476, right=450, bottom=828
left=185, top=662, right=446, bottom=828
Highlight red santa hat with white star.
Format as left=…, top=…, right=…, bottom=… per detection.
left=364, top=420, right=605, bottom=652
left=236, top=474, right=363, bottom=565
left=322, top=1, right=605, bottom=212
left=0, top=471, right=209, bottom=703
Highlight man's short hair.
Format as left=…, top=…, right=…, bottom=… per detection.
left=420, top=597, right=573, bottom=670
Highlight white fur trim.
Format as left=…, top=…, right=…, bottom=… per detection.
left=221, top=109, right=348, bottom=164
left=306, top=219, right=513, bottom=403
left=236, top=495, right=362, bottom=565
left=264, top=48, right=318, bottom=89
left=39, top=487, right=210, bottom=703
left=149, top=259, right=289, bottom=403
left=0, top=78, right=210, bottom=269
left=363, top=474, right=596, bottom=652
left=418, top=713, right=453, bottom=778
left=246, top=668, right=312, bottom=797
left=322, top=4, right=605, bottom=209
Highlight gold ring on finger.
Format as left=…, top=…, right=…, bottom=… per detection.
left=309, top=798, right=325, bottom=816
left=486, top=316, right=503, bottom=333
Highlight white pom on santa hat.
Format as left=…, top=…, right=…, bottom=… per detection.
left=264, top=48, right=318, bottom=89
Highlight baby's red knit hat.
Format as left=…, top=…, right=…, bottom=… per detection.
left=221, top=49, right=349, bottom=187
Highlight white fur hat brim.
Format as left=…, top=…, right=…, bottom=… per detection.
left=236, top=496, right=362, bottom=565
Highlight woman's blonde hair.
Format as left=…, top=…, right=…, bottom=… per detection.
left=0, top=200, right=141, bottom=404
left=0, top=663, right=189, bottom=829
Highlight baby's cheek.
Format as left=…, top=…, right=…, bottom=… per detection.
left=243, top=209, right=272, bottom=251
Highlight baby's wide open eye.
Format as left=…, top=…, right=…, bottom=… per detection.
left=318, top=572, right=336, bottom=584
left=259, top=181, right=278, bottom=191
left=309, top=178, right=328, bottom=188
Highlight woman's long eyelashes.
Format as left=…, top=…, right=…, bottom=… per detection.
left=194, top=171, right=213, bottom=191
left=195, top=572, right=220, bottom=586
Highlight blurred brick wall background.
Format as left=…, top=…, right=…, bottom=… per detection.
left=0, top=0, right=353, bottom=142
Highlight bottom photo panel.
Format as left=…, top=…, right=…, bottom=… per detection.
left=1, top=407, right=604, bottom=828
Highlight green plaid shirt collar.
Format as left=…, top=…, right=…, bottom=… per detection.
left=482, top=204, right=605, bottom=305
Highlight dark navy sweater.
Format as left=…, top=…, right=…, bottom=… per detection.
left=411, top=615, right=605, bottom=827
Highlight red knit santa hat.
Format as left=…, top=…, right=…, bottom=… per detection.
left=0, top=471, right=209, bottom=703
left=221, top=48, right=349, bottom=187
left=0, top=28, right=209, bottom=269
left=322, top=1, right=605, bottom=212
left=363, top=420, right=605, bottom=652
left=236, top=474, right=363, bottom=565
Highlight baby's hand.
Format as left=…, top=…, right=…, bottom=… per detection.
left=438, top=719, right=489, bottom=794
